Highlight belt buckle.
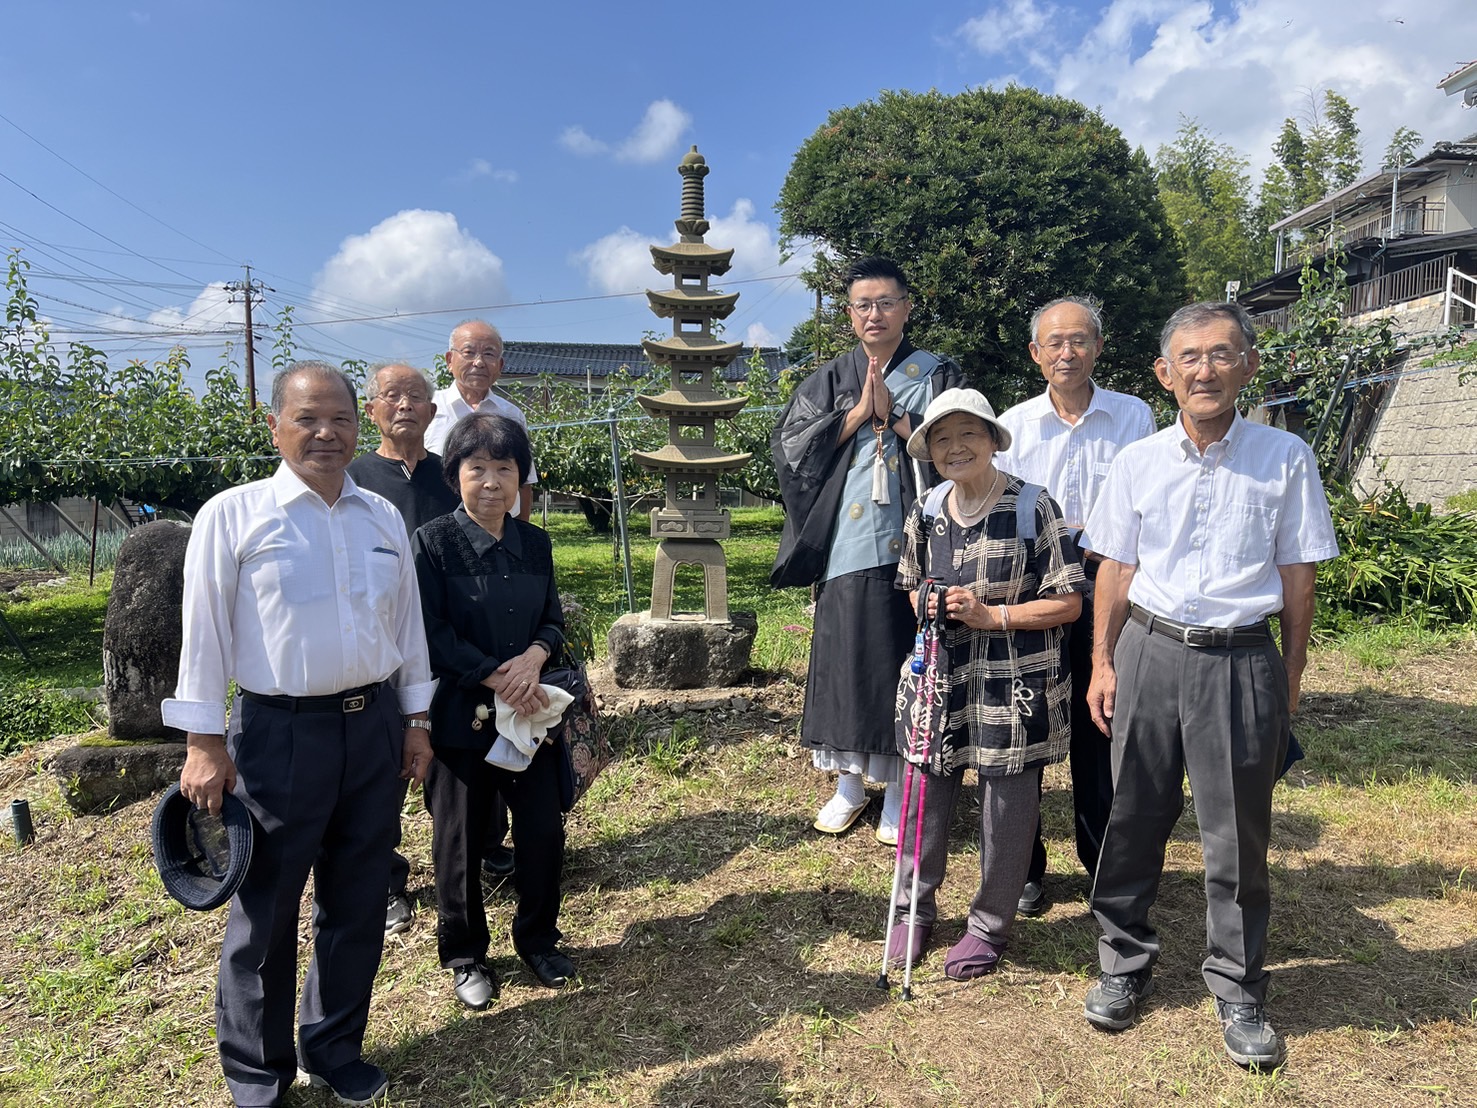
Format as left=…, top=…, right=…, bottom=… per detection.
left=1183, top=626, right=1216, bottom=648
left=342, top=694, right=367, bottom=713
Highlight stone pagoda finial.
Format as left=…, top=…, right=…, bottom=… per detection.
left=675, top=146, right=710, bottom=242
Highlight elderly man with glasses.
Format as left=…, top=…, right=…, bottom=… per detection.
left=771, top=256, right=961, bottom=844
left=1077, top=301, right=1338, bottom=1069
left=994, top=297, right=1156, bottom=918
left=425, top=320, right=536, bottom=523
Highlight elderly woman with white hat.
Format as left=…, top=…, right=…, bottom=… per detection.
left=887, top=387, right=1086, bottom=981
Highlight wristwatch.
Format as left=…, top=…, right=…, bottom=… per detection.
left=404, top=719, right=432, bottom=732
left=890, top=403, right=906, bottom=429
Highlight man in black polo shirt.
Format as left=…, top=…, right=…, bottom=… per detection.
left=348, top=362, right=459, bottom=937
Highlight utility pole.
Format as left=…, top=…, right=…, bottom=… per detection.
left=224, top=265, right=267, bottom=411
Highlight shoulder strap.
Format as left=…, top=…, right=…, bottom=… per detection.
left=1016, top=482, right=1043, bottom=544
left=922, top=480, right=954, bottom=523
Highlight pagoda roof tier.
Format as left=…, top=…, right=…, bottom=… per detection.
left=642, top=335, right=742, bottom=367
left=645, top=288, right=739, bottom=319
left=649, top=242, right=734, bottom=275
left=636, top=392, right=749, bottom=419
left=631, top=443, right=753, bottom=474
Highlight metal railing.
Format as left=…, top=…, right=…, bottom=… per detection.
left=1444, top=265, right=1477, bottom=328
left=1251, top=255, right=1456, bottom=332
left=1328, top=201, right=1445, bottom=247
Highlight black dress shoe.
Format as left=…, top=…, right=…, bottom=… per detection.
left=523, top=949, right=577, bottom=989
left=452, top=962, right=498, bottom=1010
left=481, top=846, right=516, bottom=879
left=1017, top=880, right=1049, bottom=917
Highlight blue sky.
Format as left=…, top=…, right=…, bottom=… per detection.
left=4, top=1, right=1473, bottom=389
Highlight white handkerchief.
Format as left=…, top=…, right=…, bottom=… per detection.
left=483, top=683, right=576, bottom=771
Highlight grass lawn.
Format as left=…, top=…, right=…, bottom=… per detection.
left=1, top=514, right=1475, bottom=1106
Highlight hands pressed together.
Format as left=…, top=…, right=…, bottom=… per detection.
left=482, top=642, right=552, bottom=718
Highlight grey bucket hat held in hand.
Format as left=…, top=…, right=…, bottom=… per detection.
left=151, top=783, right=255, bottom=911
left=905, top=387, right=1013, bottom=460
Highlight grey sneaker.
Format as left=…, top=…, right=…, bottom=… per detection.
left=1084, top=969, right=1154, bottom=1030
left=385, top=892, right=413, bottom=936
left=1217, top=1000, right=1287, bottom=1068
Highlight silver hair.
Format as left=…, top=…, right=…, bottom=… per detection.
left=1159, top=302, right=1257, bottom=359
left=448, top=319, right=503, bottom=352
left=364, top=362, right=435, bottom=402
left=270, top=360, right=357, bottom=416
left=1029, top=296, right=1104, bottom=344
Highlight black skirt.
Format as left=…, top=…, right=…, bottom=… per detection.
left=802, top=566, right=916, bottom=756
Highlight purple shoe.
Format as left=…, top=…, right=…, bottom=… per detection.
left=886, top=920, right=933, bottom=968
left=944, top=933, right=1005, bottom=980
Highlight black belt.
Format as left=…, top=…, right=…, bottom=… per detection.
left=242, top=682, right=382, bottom=714
left=1129, top=604, right=1269, bottom=648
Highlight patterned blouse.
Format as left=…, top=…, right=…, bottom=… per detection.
left=895, top=477, right=1085, bottom=776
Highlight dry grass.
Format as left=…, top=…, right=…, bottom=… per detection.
left=1, top=641, right=1475, bottom=1108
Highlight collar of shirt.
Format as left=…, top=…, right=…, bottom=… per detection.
left=454, top=503, right=524, bottom=561
left=270, top=461, right=372, bottom=509
left=1174, top=409, right=1246, bottom=462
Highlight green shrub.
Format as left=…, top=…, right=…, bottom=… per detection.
left=1318, top=483, right=1477, bottom=628
left=0, top=683, right=98, bottom=757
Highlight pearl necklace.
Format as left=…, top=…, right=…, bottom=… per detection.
left=952, top=469, right=1001, bottom=520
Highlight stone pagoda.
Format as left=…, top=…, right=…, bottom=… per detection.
left=606, top=146, right=757, bottom=688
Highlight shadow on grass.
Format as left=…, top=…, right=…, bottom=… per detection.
left=380, top=890, right=895, bottom=1104
left=1296, top=690, right=1477, bottom=784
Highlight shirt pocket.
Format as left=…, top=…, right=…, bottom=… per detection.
left=246, top=543, right=330, bottom=605
left=363, top=550, right=401, bottom=616
left=1216, top=501, right=1277, bottom=574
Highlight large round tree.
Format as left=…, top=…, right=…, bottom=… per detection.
left=779, top=86, right=1188, bottom=406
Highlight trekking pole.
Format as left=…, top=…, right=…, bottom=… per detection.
left=878, top=580, right=933, bottom=993
left=901, top=582, right=947, bottom=1001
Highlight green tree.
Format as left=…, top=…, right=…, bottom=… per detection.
left=2, top=251, right=276, bottom=513
left=777, top=87, right=1187, bottom=406
left=1154, top=117, right=1269, bottom=300
left=1258, top=89, right=1364, bottom=226
left=1382, top=126, right=1423, bottom=169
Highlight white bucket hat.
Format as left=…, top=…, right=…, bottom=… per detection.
left=905, top=387, right=1013, bottom=460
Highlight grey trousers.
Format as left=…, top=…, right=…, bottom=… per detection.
left=893, top=764, right=1041, bottom=947
left=1091, top=619, right=1289, bottom=1005
left=218, top=688, right=403, bottom=1106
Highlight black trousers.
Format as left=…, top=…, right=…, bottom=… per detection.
left=1029, top=584, right=1114, bottom=882
left=217, top=687, right=403, bottom=1107
left=1091, top=618, right=1289, bottom=1005
left=425, top=740, right=565, bottom=968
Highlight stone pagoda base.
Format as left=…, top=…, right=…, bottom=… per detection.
left=607, top=610, right=757, bottom=689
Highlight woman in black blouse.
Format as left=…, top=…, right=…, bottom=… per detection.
left=413, top=414, right=572, bottom=1009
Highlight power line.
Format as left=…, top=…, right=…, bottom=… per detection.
left=0, top=109, right=238, bottom=266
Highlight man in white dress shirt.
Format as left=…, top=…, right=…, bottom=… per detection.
left=996, top=297, right=1155, bottom=916
left=164, top=362, right=436, bottom=1108
left=424, top=319, right=535, bottom=521
left=1079, top=302, right=1338, bottom=1069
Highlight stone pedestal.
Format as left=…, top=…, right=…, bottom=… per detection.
left=50, top=740, right=188, bottom=813
left=607, top=610, right=757, bottom=689
left=102, top=521, right=190, bottom=741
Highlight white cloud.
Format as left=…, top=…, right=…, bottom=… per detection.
left=959, top=0, right=1051, bottom=56
left=559, top=126, right=608, bottom=156
left=453, top=159, right=518, bottom=185
left=312, top=209, right=506, bottom=314
left=953, top=0, right=1477, bottom=177
left=572, top=199, right=812, bottom=350
left=571, top=226, right=650, bottom=295
left=560, top=99, right=693, bottom=164
left=745, top=322, right=780, bottom=348
left=145, top=282, right=243, bottom=334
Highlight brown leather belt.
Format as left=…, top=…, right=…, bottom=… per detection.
left=1129, top=604, right=1269, bottom=648
left=242, top=682, right=381, bottom=714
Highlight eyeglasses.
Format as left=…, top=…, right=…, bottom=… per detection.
left=454, top=347, right=502, bottom=362
left=847, top=297, right=907, bottom=315
left=1037, top=336, right=1094, bottom=353
left=376, top=389, right=430, bottom=405
left=1170, top=348, right=1248, bottom=371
